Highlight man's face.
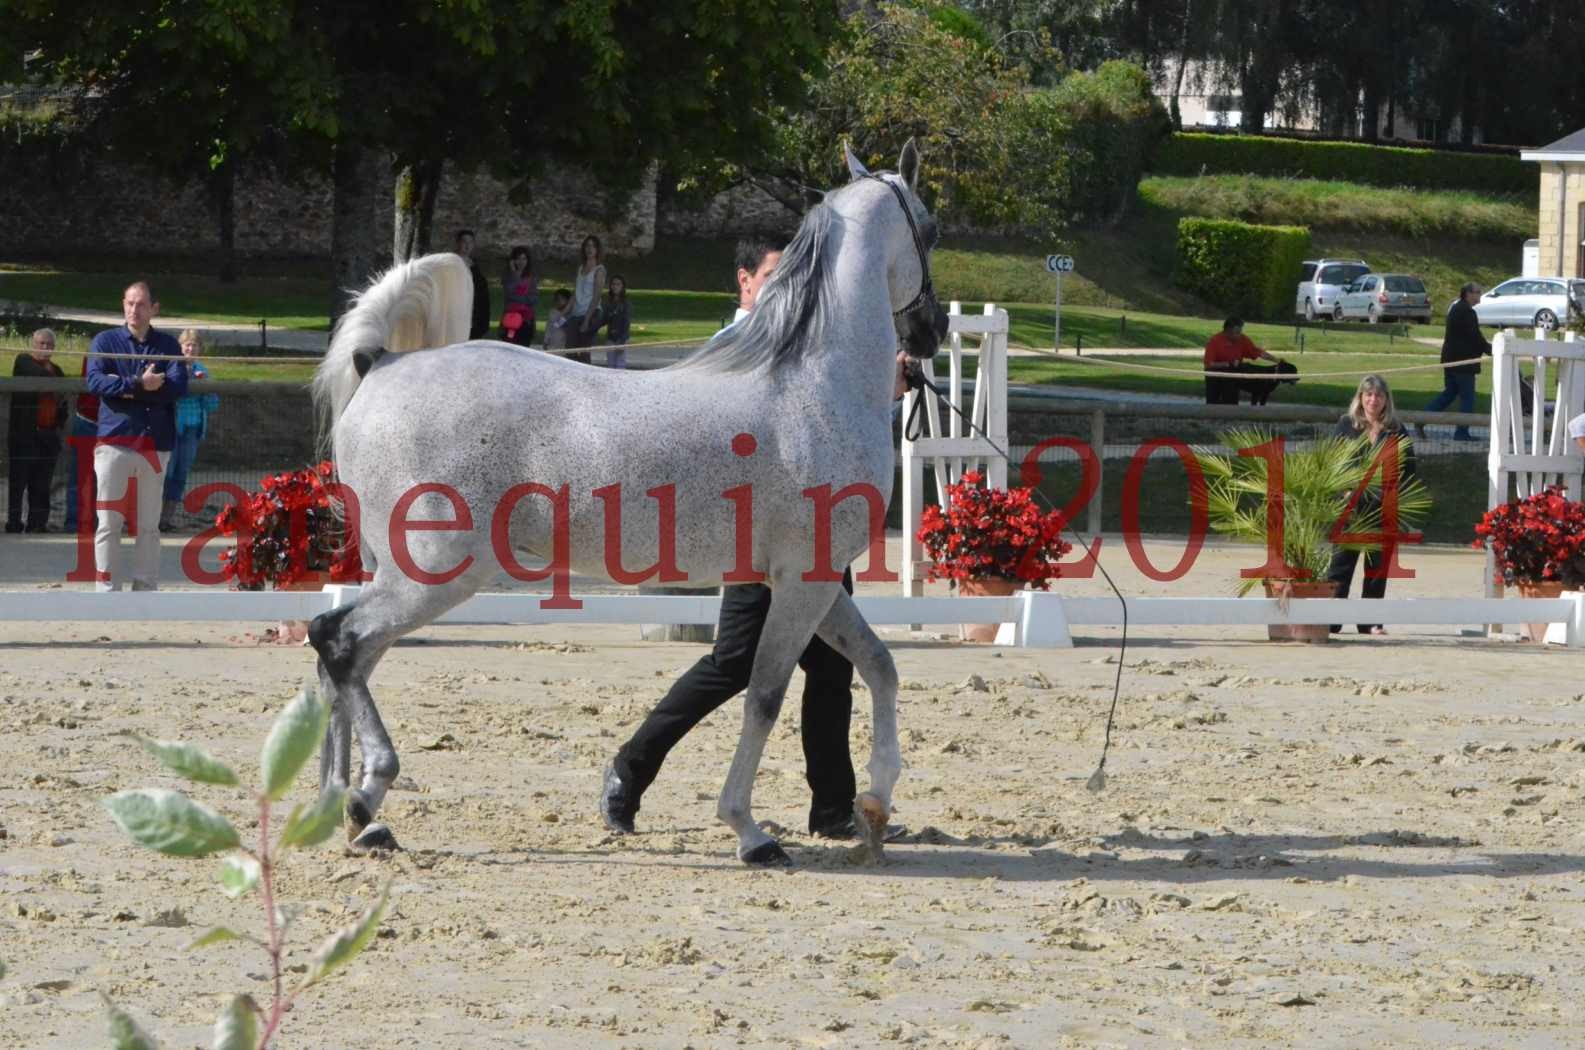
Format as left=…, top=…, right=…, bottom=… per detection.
left=456, top=234, right=475, bottom=260
left=123, top=285, right=156, bottom=333
left=737, top=250, right=782, bottom=311
left=1465, top=287, right=1483, bottom=304
left=30, top=332, right=54, bottom=360
left=1227, top=325, right=1243, bottom=340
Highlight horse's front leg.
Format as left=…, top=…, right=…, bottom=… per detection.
left=718, top=580, right=841, bottom=866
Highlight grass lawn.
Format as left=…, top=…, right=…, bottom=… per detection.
left=1139, top=175, right=1535, bottom=243
left=998, top=351, right=1490, bottom=411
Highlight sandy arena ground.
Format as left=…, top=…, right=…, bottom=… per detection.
left=2, top=535, right=1584, bottom=1048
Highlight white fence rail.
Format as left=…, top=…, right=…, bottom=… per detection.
left=4, top=588, right=1582, bottom=649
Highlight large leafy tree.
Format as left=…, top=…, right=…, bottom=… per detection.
left=4, top=0, right=841, bottom=317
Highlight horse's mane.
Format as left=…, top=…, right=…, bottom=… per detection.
left=666, top=200, right=836, bottom=375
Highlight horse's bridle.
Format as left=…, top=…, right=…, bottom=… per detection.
left=863, top=173, right=941, bottom=326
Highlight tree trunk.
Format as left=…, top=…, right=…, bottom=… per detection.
left=1170, top=0, right=1192, bottom=130
left=330, top=142, right=387, bottom=325
left=1362, top=76, right=1381, bottom=141
left=416, top=159, right=442, bottom=256
left=210, top=156, right=237, bottom=284
left=392, top=158, right=444, bottom=263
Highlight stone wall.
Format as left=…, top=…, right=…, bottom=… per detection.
left=1536, top=163, right=1584, bottom=279
left=658, top=180, right=800, bottom=239
left=0, top=151, right=657, bottom=263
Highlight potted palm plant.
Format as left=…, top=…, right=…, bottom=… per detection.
left=1196, top=427, right=1431, bottom=642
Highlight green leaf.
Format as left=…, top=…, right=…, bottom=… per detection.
left=218, top=855, right=261, bottom=899
left=133, top=735, right=239, bottom=787
left=212, top=994, right=258, bottom=1050
left=186, top=926, right=243, bottom=951
left=104, top=789, right=241, bottom=858
left=279, top=784, right=346, bottom=850
left=103, top=993, right=159, bottom=1049
left=260, top=688, right=329, bottom=801
left=303, top=884, right=389, bottom=987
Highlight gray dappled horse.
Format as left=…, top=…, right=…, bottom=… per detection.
left=308, top=142, right=947, bottom=865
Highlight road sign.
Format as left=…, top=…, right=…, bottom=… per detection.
left=1045, top=254, right=1075, bottom=273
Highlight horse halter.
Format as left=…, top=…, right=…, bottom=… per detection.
left=862, top=173, right=940, bottom=323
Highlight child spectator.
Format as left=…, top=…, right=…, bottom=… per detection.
left=500, top=244, right=538, bottom=346
left=160, top=329, right=220, bottom=532
left=544, top=288, right=574, bottom=352
left=602, top=273, right=631, bottom=369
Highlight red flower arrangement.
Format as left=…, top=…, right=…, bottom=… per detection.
left=215, top=461, right=363, bottom=590
left=916, top=471, right=1073, bottom=588
left=1473, top=484, right=1585, bottom=587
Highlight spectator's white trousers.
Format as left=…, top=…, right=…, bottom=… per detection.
left=93, top=444, right=170, bottom=591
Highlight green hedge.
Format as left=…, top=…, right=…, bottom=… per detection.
left=1175, top=217, right=1311, bottom=321
left=1154, top=132, right=1533, bottom=197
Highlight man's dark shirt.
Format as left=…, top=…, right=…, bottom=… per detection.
left=1440, top=298, right=1491, bottom=376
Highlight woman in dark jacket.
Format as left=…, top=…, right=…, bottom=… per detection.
left=1329, top=373, right=1417, bottom=634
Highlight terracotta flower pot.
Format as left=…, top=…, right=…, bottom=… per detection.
left=277, top=571, right=330, bottom=592
left=958, top=577, right=1021, bottom=642
left=1515, top=579, right=1565, bottom=643
left=1262, top=579, right=1336, bottom=643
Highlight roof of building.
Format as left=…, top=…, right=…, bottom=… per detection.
left=1522, top=127, right=1585, bottom=161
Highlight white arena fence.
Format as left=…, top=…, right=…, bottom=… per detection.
left=5, top=587, right=1585, bottom=649
left=4, top=318, right=1582, bottom=648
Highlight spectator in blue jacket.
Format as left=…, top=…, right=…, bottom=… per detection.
left=85, top=281, right=188, bottom=590
left=160, top=328, right=220, bottom=532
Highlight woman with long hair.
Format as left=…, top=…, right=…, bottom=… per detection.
left=566, top=234, right=605, bottom=364
left=499, top=244, right=538, bottom=346
left=1328, top=373, right=1417, bottom=635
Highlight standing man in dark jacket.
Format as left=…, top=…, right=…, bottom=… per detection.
left=455, top=229, right=491, bottom=340
left=1422, top=282, right=1491, bottom=441
left=85, top=281, right=188, bottom=590
left=6, top=328, right=67, bottom=532
left=599, top=237, right=862, bottom=845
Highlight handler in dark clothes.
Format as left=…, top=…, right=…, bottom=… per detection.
left=1421, top=282, right=1490, bottom=441
left=6, top=328, right=67, bottom=532
left=600, top=237, right=861, bottom=839
left=455, top=229, right=491, bottom=340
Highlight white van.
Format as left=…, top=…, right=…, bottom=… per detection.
left=1295, top=258, right=1371, bottom=321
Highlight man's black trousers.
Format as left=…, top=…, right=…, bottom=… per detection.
left=613, top=570, right=857, bottom=827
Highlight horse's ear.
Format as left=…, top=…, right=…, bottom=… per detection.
left=898, top=138, right=921, bottom=192
left=844, top=141, right=870, bottom=182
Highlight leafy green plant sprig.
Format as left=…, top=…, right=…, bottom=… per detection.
left=100, top=687, right=388, bottom=1049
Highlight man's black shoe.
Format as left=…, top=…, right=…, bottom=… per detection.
left=809, top=814, right=857, bottom=840
left=3, top=523, right=21, bottom=534
left=598, top=762, right=637, bottom=834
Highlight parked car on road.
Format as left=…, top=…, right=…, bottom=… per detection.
left=1333, top=273, right=1432, bottom=324
left=1295, top=259, right=1371, bottom=321
left=1472, top=277, right=1585, bottom=332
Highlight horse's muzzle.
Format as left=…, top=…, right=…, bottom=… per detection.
left=897, top=296, right=948, bottom=360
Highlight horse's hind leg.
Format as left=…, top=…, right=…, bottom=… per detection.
left=718, top=581, right=842, bottom=866
left=310, top=572, right=481, bottom=849
left=812, top=589, right=901, bottom=859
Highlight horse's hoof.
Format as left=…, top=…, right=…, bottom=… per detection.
left=854, top=793, right=890, bottom=863
left=345, top=790, right=373, bottom=839
left=741, top=841, right=793, bottom=867
left=350, top=822, right=400, bottom=853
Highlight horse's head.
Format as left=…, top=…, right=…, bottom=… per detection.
left=845, top=140, right=948, bottom=360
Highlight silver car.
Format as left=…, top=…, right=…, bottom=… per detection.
left=1295, top=259, right=1371, bottom=321
left=1333, top=273, right=1432, bottom=324
left=1472, top=277, right=1585, bottom=332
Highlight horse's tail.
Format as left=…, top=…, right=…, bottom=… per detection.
left=313, top=252, right=474, bottom=456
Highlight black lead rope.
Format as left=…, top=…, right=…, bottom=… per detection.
left=902, top=364, right=1128, bottom=792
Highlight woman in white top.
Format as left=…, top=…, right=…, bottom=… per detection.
left=567, top=234, right=606, bottom=364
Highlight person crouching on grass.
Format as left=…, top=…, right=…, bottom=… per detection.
left=1203, top=316, right=1277, bottom=405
